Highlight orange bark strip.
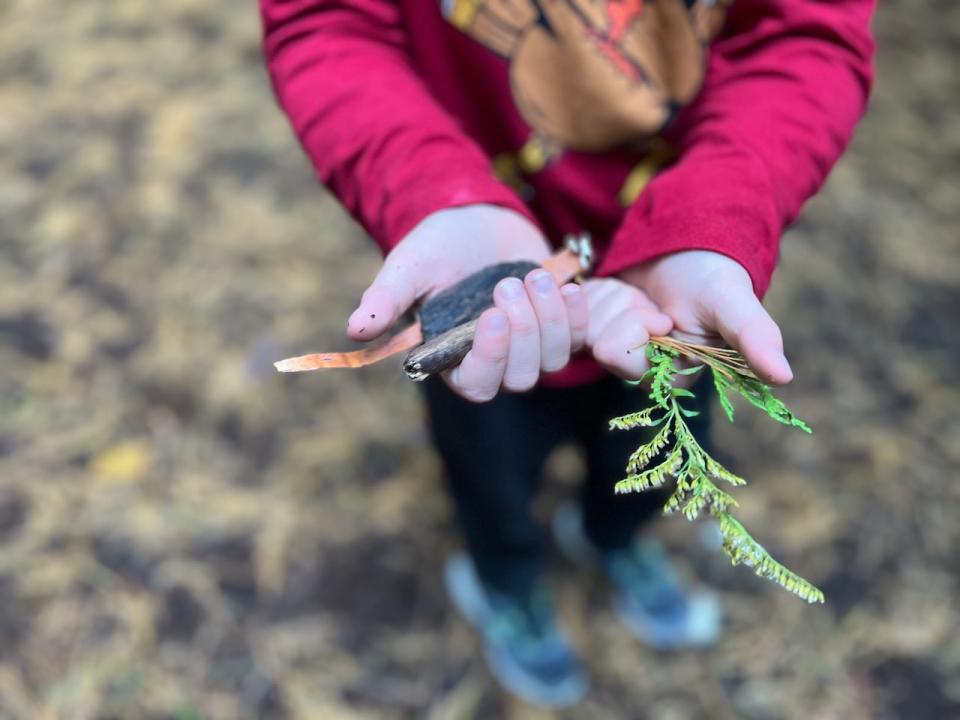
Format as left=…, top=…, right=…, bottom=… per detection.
left=541, top=245, right=583, bottom=281
left=274, top=323, right=424, bottom=372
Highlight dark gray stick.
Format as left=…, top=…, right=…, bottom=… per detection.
left=403, top=319, right=479, bottom=381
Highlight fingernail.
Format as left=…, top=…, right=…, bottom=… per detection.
left=488, top=313, right=508, bottom=332
left=531, top=271, right=553, bottom=294
left=560, top=284, right=581, bottom=299
left=499, top=277, right=524, bottom=300
left=777, top=354, right=794, bottom=379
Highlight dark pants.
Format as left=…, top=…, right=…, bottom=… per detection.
left=422, top=372, right=712, bottom=597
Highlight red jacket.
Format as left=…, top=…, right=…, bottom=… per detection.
left=260, top=0, right=874, bottom=385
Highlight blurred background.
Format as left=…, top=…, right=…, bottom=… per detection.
left=1, top=1, right=958, bottom=718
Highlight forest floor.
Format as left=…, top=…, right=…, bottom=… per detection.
left=1, top=1, right=958, bottom=718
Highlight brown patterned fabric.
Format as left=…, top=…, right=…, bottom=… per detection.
left=445, top=0, right=731, bottom=152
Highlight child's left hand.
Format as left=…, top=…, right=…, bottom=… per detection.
left=620, top=250, right=794, bottom=385
left=581, top=278, right=674, bottom=379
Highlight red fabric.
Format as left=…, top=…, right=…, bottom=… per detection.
left=260, top=0, right=874, bottom=387
left=599, top=1, right=876, bottom=296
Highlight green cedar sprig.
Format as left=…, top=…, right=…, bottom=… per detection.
left=609, top=339, right=824, bottom=604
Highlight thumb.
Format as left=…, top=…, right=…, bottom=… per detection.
left=346, top=258, right=423, bottom=342
left=700, top=277, right=794, bottom=385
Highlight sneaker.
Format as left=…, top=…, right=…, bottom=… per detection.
left=444, top=552, right=588, bottom=707
left=552, top=501, right=721, bottom=649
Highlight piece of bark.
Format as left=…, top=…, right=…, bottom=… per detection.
left=418, top=261, right=539, bottom=340
left=273, top=240, right=589, bottom=375
left=403, top=319, right=479, bottom=381
left=404, top=261, right=538, bottom=380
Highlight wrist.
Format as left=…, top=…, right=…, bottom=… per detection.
left=426, top=204, right=550, bottom=260
left=620, top=249, right=752, bottom=293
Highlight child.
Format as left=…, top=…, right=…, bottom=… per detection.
left=260, top=0, right=874, bottom=707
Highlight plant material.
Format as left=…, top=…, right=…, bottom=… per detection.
left=609, top=338, right=824, bottom=604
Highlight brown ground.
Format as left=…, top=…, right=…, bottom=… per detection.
left=1, top=2, right=958, bottom=718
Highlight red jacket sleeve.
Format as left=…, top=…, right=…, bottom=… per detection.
left=597, top=0, right=876, bottom=297
left=259, top=0, right=533, bottom=253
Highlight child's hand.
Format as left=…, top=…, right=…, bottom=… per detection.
left=346, top=204, right=589, bottom=402
left=621, top=250, right=794, bottom=385
left=581, top=278, right=674, bottom=379
left=445, top=276, right=672, bottom=400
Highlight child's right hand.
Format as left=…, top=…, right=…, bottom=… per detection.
left=346, top=205, right=672, bottom=402
left=347, top=204, right=574, bottom=402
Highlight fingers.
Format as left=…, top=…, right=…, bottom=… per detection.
left=700, top=278, right=793, bottom=385
left=644, top=306, right=674, bottom=338
left=446, top=309, right=510, bottom=402
left=582, top=280, right=623, bottom=346
left=561, top=284, right=588, bottom=352
left=592, top=308, right=654, bottom=379
left=491, top=273, right=579, bottom=392
left=347, top=259, right=421, bottom=341
left=493, top=277, right=541, bottom=392
left=524, top=269, right=571, bottom=372
left=579, top=278, right=677, bottom=380
left=583, top=279, right=673, bottom=347
left=448, top=272, right=581, bottom=402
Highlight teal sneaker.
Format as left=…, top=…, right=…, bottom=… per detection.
left=444, top=552, right=588, bottom=707
left=552, top=501, right=721, bottom=649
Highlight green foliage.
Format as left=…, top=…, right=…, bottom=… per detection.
left=609, top=340, right=824, bottom=604
left=713, top=368, right=811, bottom=432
